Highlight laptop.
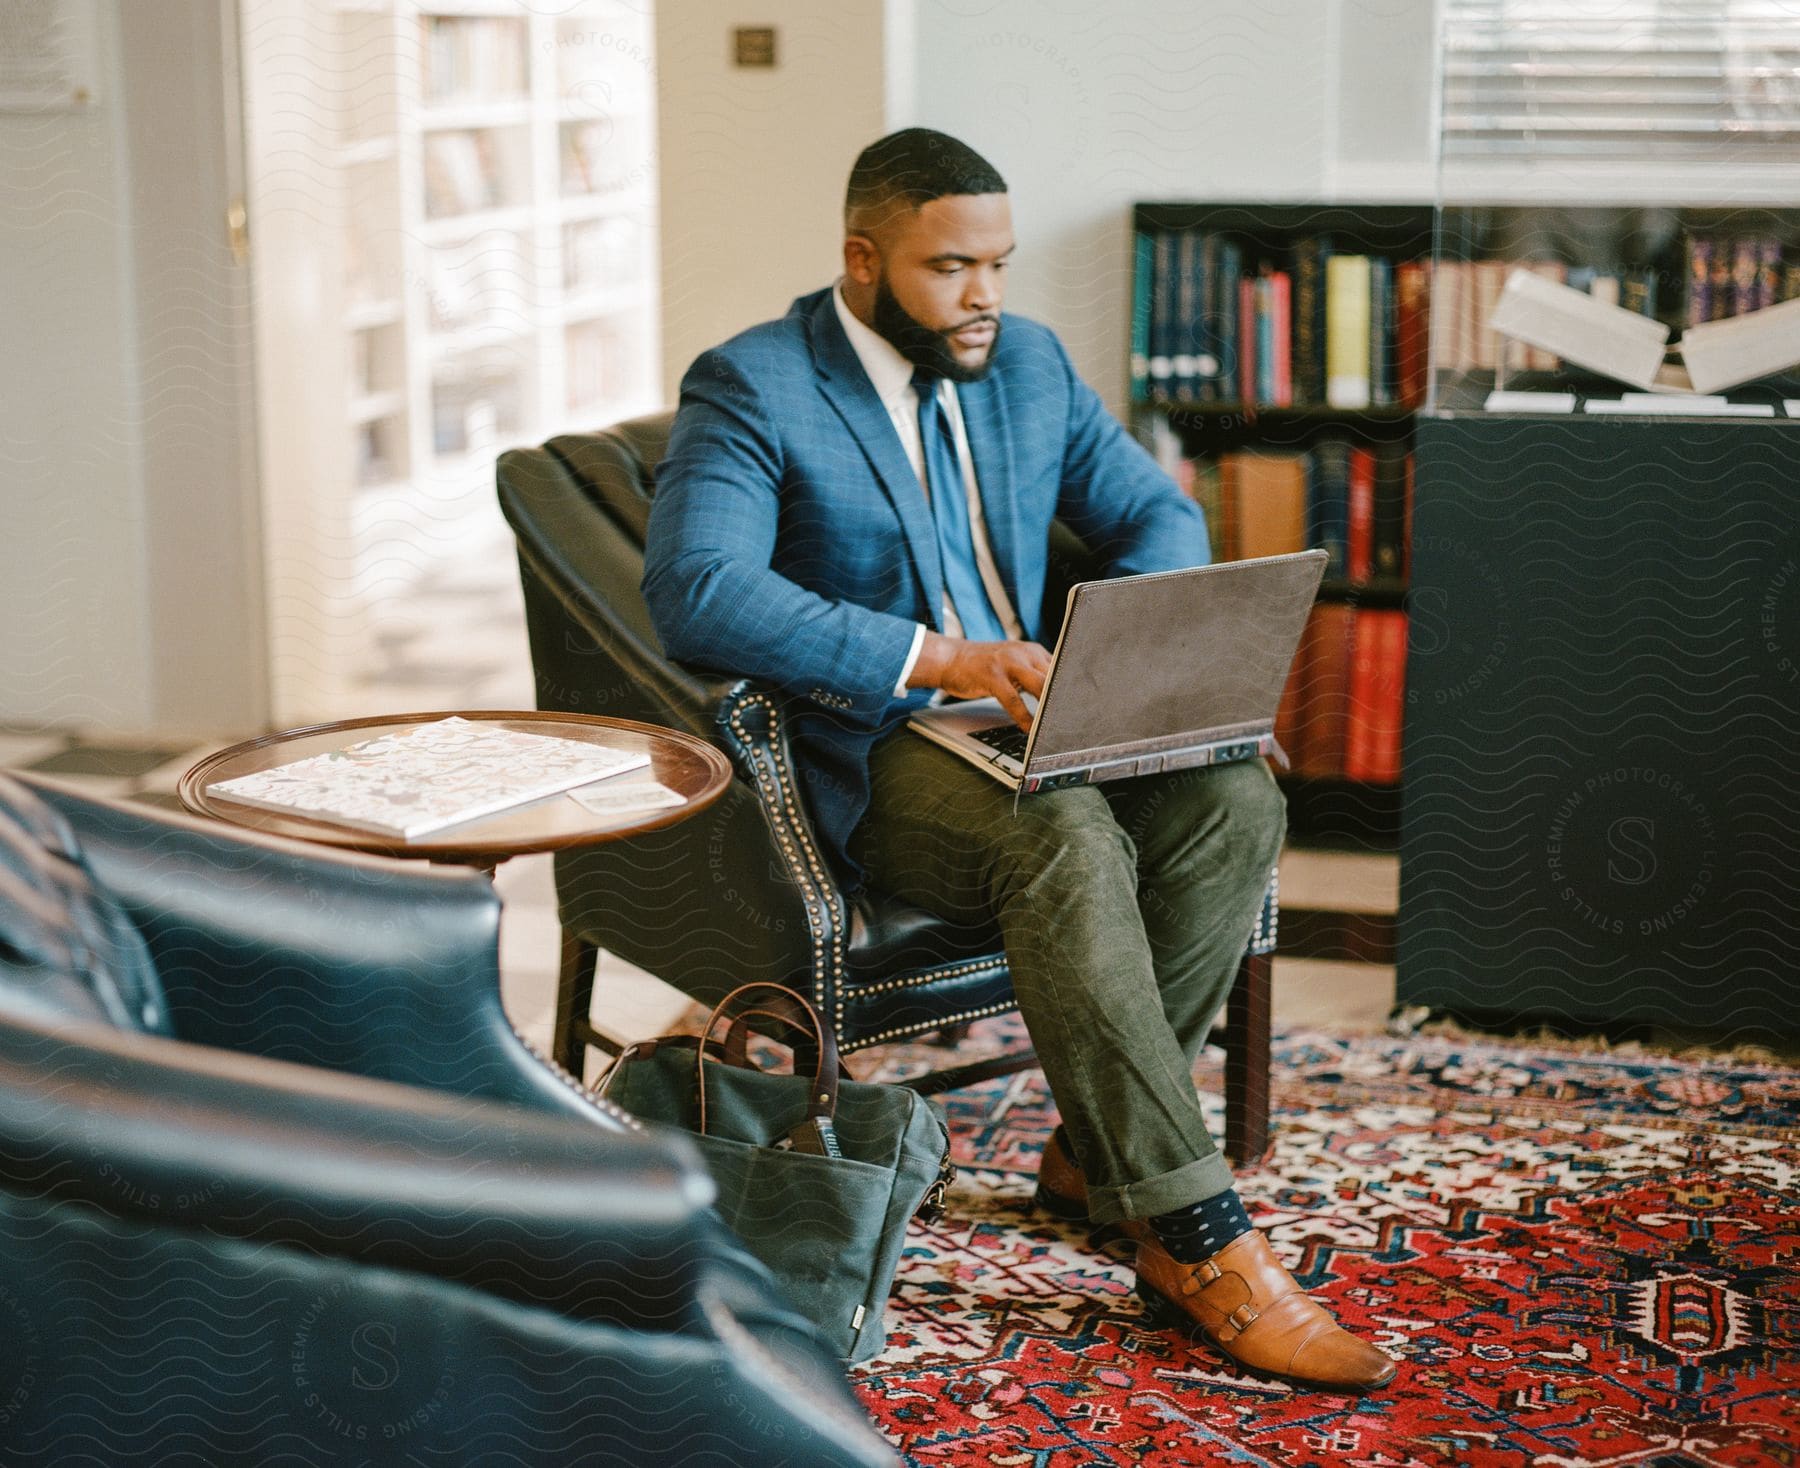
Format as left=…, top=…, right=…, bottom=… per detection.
left=908, top=550, right=1328, bottom=793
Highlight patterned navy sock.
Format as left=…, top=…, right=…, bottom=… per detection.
left=1148, top=1187, right=1254, bottom=1263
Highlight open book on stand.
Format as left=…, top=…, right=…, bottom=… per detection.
left=1486, top=268, right=1669, bottom=390
left=207, top=717, right=650, bottom=839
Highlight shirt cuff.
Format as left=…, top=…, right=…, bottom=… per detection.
left=892, top=623, right=928, bottom=697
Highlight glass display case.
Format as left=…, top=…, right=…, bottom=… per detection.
left=1428, top=203, right=1800, bottom=414
left=1399, top=2, right=1800, bottom=1040
left=1429, top=0, right=1800, bottom=417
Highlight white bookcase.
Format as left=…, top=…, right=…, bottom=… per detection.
left=244, top=0, right=660, bottom=724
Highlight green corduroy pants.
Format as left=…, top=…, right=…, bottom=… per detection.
left=851, top=731, right=1285, bottom=1227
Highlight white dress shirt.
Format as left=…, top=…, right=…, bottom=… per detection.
left=831, top=283, right=1024, bottom=696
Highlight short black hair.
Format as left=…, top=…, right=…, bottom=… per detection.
left=845, top=128, right=1006, bottom=232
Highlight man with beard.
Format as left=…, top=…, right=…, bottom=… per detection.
left=643, top=128, right=1394, bottom=1392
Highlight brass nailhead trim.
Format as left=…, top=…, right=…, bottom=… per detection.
left=512, top=1022, right=643, bottom=1133
left=725, top=693, right=845, bottom=1031
left=841, top=999, right=1016, bottom=1050
left=853, top=958, right=1008, bottom=998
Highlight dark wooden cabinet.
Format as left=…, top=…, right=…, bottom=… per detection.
left=1400, top=410, right=1800, bottom=1042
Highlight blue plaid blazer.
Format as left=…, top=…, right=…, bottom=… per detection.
left=643, top=287, right=1210, bottom=881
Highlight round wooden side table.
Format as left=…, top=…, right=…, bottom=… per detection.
left=178, top=709, right=732, bottom=877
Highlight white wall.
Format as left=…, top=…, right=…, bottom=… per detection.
left=913, top=3, right=1333, bottom=413
left=1331, top=0, right=1438, bottom=196
left=0, top=0, right=266, bottom=735
left=913, top=0, right=1438, bottom=413
left=655, top=0, right=1438, bottom=414
left=0, top=1, right=151, bottom=729
left=120, top=2, right=266, bottom=734
left=655, top=0, right=907, bottom=400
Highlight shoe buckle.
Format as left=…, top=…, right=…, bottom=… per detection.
left=1227, top=1303, right=1259, bottom=1333
left=1177, top=1259, right=1222, bottom=1299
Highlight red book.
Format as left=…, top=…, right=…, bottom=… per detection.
left=1271, top=270, right=1292, bottom=406
left=1395, top=261, right=1430, bottom=407
left=1346, top=447, right=1375, bottom=583
left=1296, top=604, right=1355, bottom=777
left=1274, top=607, right=1314, bottom=769
left=1238, top=275, right=1257, bottom=405
left=1368, top=611, right=1408, bottom=783
left=1343, top=612, right=1382, bottom=780
left=1402, top=453, right=1415, bottom=582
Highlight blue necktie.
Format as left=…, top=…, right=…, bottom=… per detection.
left=912, top=368, right=1007, bottom=642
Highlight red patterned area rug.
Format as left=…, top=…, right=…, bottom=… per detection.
left=851, top=1020, right=1800, bottom=1468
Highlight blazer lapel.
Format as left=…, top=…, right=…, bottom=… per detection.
left=956, top=372, right=1036, bottom=642
left=806, top=294, right=945, bottom=625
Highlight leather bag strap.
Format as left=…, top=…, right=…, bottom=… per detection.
left=720, top=1003, right=832, bottom=1071
left=587, top=1041, right=642, bottom=1100
left=697, top=982, right=839, bottom=1136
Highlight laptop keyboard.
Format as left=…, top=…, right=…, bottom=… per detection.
left=970, top=724, right=1029, bottom=760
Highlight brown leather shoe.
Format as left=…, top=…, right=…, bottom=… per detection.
left=1136, top=1229, right=1398, bottom=1392
left=1032, top=1127, right=1151, bottom=1250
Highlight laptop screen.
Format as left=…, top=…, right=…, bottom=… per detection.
left=1027, top=551, right=1327, bottom=762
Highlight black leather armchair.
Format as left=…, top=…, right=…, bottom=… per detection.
left=0, top=773, right=892, bottom=1468
left=497, top=414, right=1279, bottom=1163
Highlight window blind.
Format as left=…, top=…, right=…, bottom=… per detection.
left=1440, top=0, right=1800, bottom=159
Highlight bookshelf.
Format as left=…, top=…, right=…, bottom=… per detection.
left=1129, top=202, right=1436, bottom=851
left=246, top=0, right=660, bottom=724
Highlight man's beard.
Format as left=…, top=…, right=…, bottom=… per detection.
left=871, top=275, right=1000, bottom=383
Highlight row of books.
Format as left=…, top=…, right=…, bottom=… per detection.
left=1131, top=232, right=1429, bottom=410
left=422, top=16, right=528, bottom=104
left=1275, top=606, right=1406, bottom=784
left=566, top=319, right=628, bottom=410
left=1140, top=237, right=1800, bottom=395
left=1175, top=444, right=1412, bottom=584
left=563, top=215, right=643, bottom=292
left=354, top=417, right=400, bottom=489
left=422, top=131, right=507, bottom=218
left=1686, top=236, right=1800, bottom=326
left=431, top=369, right=521, bottom=456
left=560, top=120, right=625, bottom=197
left=1430, top=256, right=1712, bottom=374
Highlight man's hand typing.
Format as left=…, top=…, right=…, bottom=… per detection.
left=908, top=632, right=1051, bottom=731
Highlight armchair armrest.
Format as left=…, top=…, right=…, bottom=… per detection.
left=715, top=684, right=841, bottom=895
left=0, top=1013, right=896, bottom=1464
left=712, top=683, right=852, bottom=1012
left=22, top=778, right=631, bottom=1131
left=0, top=1012, right=715, bottom=1327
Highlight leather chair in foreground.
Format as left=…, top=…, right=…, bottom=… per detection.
left=497, top=414, right=1279, bottom=1162
left=0, top=773, right=893, bottom=1468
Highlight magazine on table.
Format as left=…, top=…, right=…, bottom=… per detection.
left=207, top=717, right=649, bottom=839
